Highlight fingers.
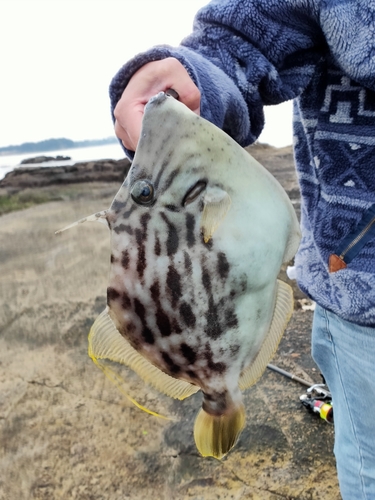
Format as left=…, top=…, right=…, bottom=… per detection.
left=114, top=58, right=201, bottom=152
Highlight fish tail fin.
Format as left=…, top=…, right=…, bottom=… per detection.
left=194, top=405, right=246, bottom=459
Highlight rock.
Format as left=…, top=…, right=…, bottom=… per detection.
left=1, top=143, right=291, bottom=198
left=20, top=155, right=72, bottom=164
left=0, top=158, right=131, bottom=192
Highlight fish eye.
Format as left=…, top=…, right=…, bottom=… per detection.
left=131, top=180, right=155, bottom=206
left=182, top=181, right=207, bottom=206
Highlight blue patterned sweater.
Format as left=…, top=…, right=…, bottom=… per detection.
left=110, top=0, right=375, bottom=326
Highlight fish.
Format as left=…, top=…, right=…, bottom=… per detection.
left=58, top=92, right=301, bottom=459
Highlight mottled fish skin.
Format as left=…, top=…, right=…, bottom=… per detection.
left=104, top=92, right=301, bottom=418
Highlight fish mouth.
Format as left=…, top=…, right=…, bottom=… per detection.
left=182, top=180, right=207, bottom=206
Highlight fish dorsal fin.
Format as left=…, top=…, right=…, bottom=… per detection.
left=55, top=211, right=108, bottom=235
left=239, top=280, right=293, bottom=390
left=200, top=187, right=231, bottom=243
left=88, top=308, right=199, bottom=401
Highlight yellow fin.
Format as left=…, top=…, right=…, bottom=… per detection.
left=194, top=405, right=246, bottom=459
left=239, top=280, right=294, bottom=391
left=200, top=187, right=231, bottom=243
left=90, top=355, right=172, bottom=420
left=88, top=309, right=199, bottom=401
left=55, top=210, right=108, bottom=235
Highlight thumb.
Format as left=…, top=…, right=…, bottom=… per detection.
left=114, top=58, right=200, bottom=151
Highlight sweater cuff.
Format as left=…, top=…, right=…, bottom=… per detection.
left=109, top=45, right=253, bottom=159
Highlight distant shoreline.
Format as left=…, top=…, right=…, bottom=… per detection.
left=0, top=137, right=118, bottom=157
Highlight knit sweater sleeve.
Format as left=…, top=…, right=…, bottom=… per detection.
left=109, top=0, right=375, bottom=150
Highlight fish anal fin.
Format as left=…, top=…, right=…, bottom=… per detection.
left=88, top=308, right=199, bottom=401
left=239, top=280, right=293, bottom=391
left=194, top=405, right=246, bottom=459
left=91, top=356, right=173, bottom=420
left=200, top=187, right=231, bottom=243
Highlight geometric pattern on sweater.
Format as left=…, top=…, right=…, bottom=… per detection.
left=294, top=65, right=375, bottom=242
left=293, top=64, right=375, bottom=325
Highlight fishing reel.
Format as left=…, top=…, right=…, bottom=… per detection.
left=299, top=383, right=333, bottom=424
left=267, top=364, right=333, bottom=424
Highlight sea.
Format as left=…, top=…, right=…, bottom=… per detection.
left=0, top=143, right=126, bottom=181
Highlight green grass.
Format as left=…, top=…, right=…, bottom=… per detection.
left=0, top=192, right=58, bottom=216
left=0, top=183, right=118, bottom=216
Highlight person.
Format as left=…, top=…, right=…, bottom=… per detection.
left=108, top=1, right=375, bottom=498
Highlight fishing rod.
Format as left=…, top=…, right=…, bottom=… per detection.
left=267, top=363, right=333, bottom=424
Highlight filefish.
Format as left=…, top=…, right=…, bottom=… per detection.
left=58, top=92, right=301, bottom=459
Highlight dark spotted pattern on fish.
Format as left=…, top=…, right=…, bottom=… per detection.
left=166, top=265, right=182, bottom=307
left=217, top=252, right=230, bottom=280
left=162, top=351, right=181, bottom=374
left=108, top=194, right=249, bottom=387
left=179, top=302, right=196, bottom=328
left=122, top=205, right=137, bottom=220
left=180, top=342, right=197, bottom=364
left=183, top=251, right=193, bottom=274
left=204, top=342, right=226, bottom=373
left=121, top=250, right=130, bottom=269
left=103, top=95, right=290, bottom=403
left=154, top=158, right=172, bottom=190
left=160, top=213, right=179, bottom=256
left=133, top=298, right=155, bottom=345
left=164, top=168, right=182, bottom=192
left=111, top=199, right=127, bottom=214
left=113, top=224, right=134, bottom=235
left=121, top=291, right=131, bottom=310
left=165, top=204, right=180, bottom=212
left=88, top=94, right=301, bottom=459
left=202, top=390, right=230, bottom=415
left=156, top=314, right=173, bottom=337
left=107, top=287, right=120, bottom=304
left=135, top=213, right=151, bottom=280
left=154, top=236, right=161, bottom=256
left=185, top=214, right=196, bottom=247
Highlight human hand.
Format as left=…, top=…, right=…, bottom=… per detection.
left=114, top=57, right=201, bottom=152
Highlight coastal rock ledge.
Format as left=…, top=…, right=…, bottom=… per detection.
left=0, top=158, right=131, bottom=192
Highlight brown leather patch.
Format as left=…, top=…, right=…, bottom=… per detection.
left=329, top=254, right=347, bottom=273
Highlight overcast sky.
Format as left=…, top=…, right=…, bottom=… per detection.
left=1, top=0, right=293, bottom=149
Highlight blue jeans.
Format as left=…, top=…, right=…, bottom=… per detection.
left=312, top=304, right=375, bottom=500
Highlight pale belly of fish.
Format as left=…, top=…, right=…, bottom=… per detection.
left=58, top=92, right=301, bottom=459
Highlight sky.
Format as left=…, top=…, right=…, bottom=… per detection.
left=1, top=0, right=293, bottom=149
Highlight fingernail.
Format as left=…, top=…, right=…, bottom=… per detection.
left=165, top=89, right=179, bottom=100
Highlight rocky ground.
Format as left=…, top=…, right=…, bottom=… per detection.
left=0, top=146, right=340, bottom=499
left=0, top=158, right=131, bottom=192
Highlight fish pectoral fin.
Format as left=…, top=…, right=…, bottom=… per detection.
left=89, top=308, right=199, bottom=402
left=200, top=187, right=231, bottom=243
left=239, top=280, right=294, bottom=391
left=194, top=405, right=246, bottom=459
left=55, top=210, right=108, bottom=235
left=283, top=225, right=302, bottom=263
